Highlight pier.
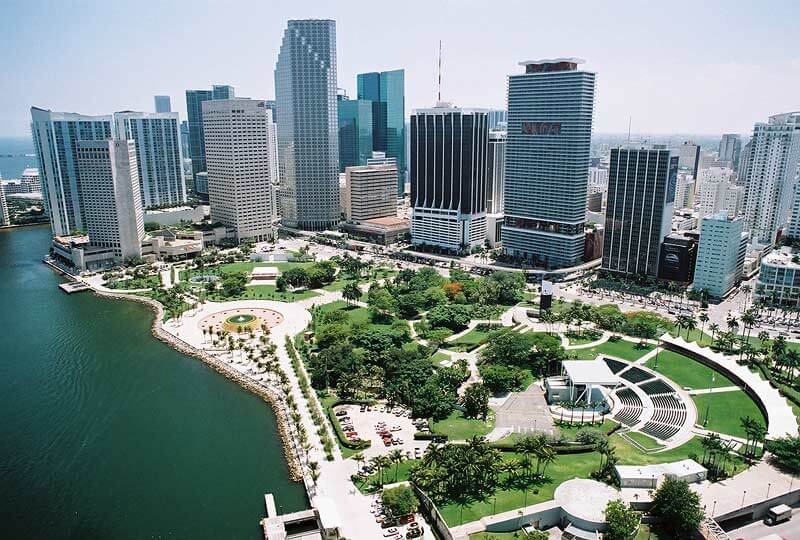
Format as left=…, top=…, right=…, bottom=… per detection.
left=58, top=281, right=91, bottom=294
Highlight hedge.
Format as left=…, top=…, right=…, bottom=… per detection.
left=324, top=399, right=372, bottom=451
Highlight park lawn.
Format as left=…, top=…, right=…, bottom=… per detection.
left=691, top=391, right=766, bottom=439
left=565, top=331, right=603, bottom=346
left=108, top=274, right=161, bottom=290
left=555, top=419, right=617, bottom=441
left=206, top=284, right=319, bottom=302
left=609, top=435, right=744, bottom=468
left=571, top=339, right=654, bottom=361
left=469, top=532, right=523, bottom=540
left=445, top=326, right=506, bottom=351
left=431, top=410, right=496, bottom=440
left=430, top=351, right=451, bottom=368
left=670, top=328, right=715, bottom=347
left=321, top=279, right=349, bottom=292
left=625, top=431, right=665, bottom=451
left=317, top=301, right=395, bottom=330
left=438, top=451, right=600, bottom=526
left=644, top=350, right=734, bottom=390
left=635, top=524, right=671, bottom=540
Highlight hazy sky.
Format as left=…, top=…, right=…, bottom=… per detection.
left=1, top=0, right=798, bottom=137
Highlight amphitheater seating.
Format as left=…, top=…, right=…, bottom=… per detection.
left=613, top=388, right=643, bottom=426
left=620, top=366, right=653, bottom=384
left=603, top=358, right=629, bottom=374
left=641, top=421, right=682, bottom=440
left=639, top=379, right=674, bottom=395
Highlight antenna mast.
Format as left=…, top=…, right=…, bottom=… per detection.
left=437, top=40, right=442, bottom=102
left=627, top=116, right=632, bottom=142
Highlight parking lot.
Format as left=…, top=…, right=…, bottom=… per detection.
left=369, top=494, right=436, bottom=540
left=333, top=402, right=430, bottom=459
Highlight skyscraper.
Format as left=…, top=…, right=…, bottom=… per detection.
left=357, top=69, right=405, bottom=192
left=719, top=133, right=742, bottom=169
left=742, top=112, right=800, bottom=245
left=113, top=111, right=186, bottom=207
left=154, top=95, right=171, bottom=113
left=275, top=19, right=340, bottom=230
left=486, top=130, right=506, bottom=214
left=0, top=182, right=9, bottom=226
left=487, top=109, right=507, bottom=130
left=410, top=104, right=488, bottom=252
left=338, top=98, right=373, bottom=171
left=601, top=146, right=677, bottom=277
left=202, top=98, right=275, bottom=242
left=30, top=107, right=113, bottom=236
left=673, top=140, right=701, bottom=183
left=75, top=139, right=144, bottom=261
left=185, top=84, right=235, bottom=176
left=693, top=211, right=746, bottom=298
left=343, top=162, right=397, bottom=222
left=501, top=58, right=596, bottom=268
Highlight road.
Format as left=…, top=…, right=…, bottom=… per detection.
left=726, top=507, right=800, bottom=539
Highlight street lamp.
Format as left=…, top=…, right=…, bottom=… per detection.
left=741, top=490, right=747, bottom=508
left=711, top=500, right=717, bottom=517
left=767, top=483, right=772, bottom=499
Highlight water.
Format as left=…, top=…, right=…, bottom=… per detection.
left=0, top=226, right=307, bottom=539
left=0, top=136, right=37, bottom=179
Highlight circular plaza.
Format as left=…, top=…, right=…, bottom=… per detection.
left=200, top=307, right=284, bottom=334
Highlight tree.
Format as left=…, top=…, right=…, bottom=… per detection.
left=367, top=286, right=397, bottom=316
left=769, top=436, right=800, bottom=473
left=381, top=485, right=419, bottom=517
left=698, top=312, right=709, bottom=340
left=341, top=281, right=362, bottom=305
left=389, top=448, right=405, bottom=482
left=220, top=271, right=247, bottom=298
left=650, top=478, right=704, bottom=538
left=479, top=364, right=526, bottom=393
left=462, top=382, right=490, bottom=420
left=604, top=499, right=641, bottom=540
left=275, top=275, right=287, bottom=292
left=283, top=267, right=309, bottom=289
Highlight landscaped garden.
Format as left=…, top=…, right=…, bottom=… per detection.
left=692, top=391, right=766, bottom=439
left=644, top=350, right=733, bottom=389
left=431, top=409, right=496, bottom=440
left=569, top=338, right=654, bottom=361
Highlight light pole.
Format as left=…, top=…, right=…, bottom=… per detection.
left=741, top=490, right=747, bottom=508
left=767, top=483, right=772, bottom=499
left=711, top=500, right=717, bottom=517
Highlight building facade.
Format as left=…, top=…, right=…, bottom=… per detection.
left=501, top=58, right=596, bottom=269
left=357, top=69, right=405, bottom=190
left=488, top=109, right=507, bottom=130
left=719, top=133, right=742, bottom=170
left=202, top=98, right=275, bottom=243
left=343, top=162, right=397, bottom=222
left=756, top=247, right=800, bottom=305
left=692, top=212, right=746, bottom=298
left=338, top=99, right=373, bottom=171
left=154, top=95, right=171, bottom=113
left=275, top=19, right=340, bottom=230
left=76, top=140, right=144, bottom=261
left=601, top=147, right=677, bottom=277
left=410, top=105, right=488, bottom=252
left=742, top=112, right=800, bottom=245
left=0, top=182, right=9, bottom=226
left=185, top=84, right=235, bottom=176
left=486, top=130, right=506, bottom=215
left=30, top=107, right=113, bottom=236
left=113, top=111, right=186, bottom=208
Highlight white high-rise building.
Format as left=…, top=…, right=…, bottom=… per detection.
left=75, top=140, right=144, bottom=261
left=30, top=107, right=113, bottom=236
left=692, top=211, right=746, bottom=299
left=723, top=185, right=744, bottom=219
left=343, top=162, right=398, bottom=222
left=113, top=111, right=186, bottom=208
left=21, top=168, right=41, bottom=192
left=202, top=98, right=275, bottom=243
left=0, top=182, right=9, bottom=226
left=742, top=112, right=800, bottom=245
left=674, top=172, right=695, bottom=209
left=697, top=167, right=733, bottom=192
left=588, top=166, right=608, bottom=195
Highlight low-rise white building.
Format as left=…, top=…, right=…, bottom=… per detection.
left=756, top=247, right=800, bottom=305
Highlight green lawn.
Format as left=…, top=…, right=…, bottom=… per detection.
left=692, top=391, right=766, bottom=438
left=635, top=524, right=671, bottom=540
left=571, top=339, right=654, bottom=361
left=611, top=435, right=744, bottom=470
left=107, top=274, right=161, bottom=290
left=430, top=351, right=451, bottom=368
left=355, top=458, right=419, bottom=492
left=624, top=431, right=665, bottom=451
left=431, top=410, right=495, bottom=440
left=555, top=419, right=617, bottom=441
left=224, top=284, right=319, bottom=302
left=321, top=279, right=349, bottom=292
left=445, top=326, right=506, bottom=352
left=469, top=532, right=526, bottom=540
left=317, top=302, right=394, bottom=330
left=565, top=331, right=603, bottom=346
left=645, top=350, right=734, bottom=390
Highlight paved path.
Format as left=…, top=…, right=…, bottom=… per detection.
left=491, top=384, right=556, bottom=437
left=688, top=386, right=742, bottom=395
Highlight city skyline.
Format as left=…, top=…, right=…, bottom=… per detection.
left=2, top=1, right=799, bottom=137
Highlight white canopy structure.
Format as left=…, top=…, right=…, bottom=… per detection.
left=559, top=360, right=619, bottom=402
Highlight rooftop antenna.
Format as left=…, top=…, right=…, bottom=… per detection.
left=627, top=116, right=632, bottom=142
left=437, top=40, right=442, bottom=102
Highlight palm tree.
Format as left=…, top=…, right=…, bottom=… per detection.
left=698, top=312, right=709, bottom=342
left=308, top=461, right=320, bottom=485
left=741, top=284, right=752, bottom=311
left=709, top=322, right=720, bottom=344
left=389, top=449, right=405, bottom=482
left=683, top=315, right=697, bottom=340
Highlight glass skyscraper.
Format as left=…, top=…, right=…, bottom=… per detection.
left=275, top=19, right=340, bottom=230
left=185, top=85, right=234, bottom=176
left=357, top=69, right=405, bottom=193
left=501, top=58, right=596, bottom=269
left=338, top=99, right=373, bottom=171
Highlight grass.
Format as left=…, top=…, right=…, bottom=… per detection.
left=635, top=524, right=671, bottom=540
left=555, top=419, right=617, bottom=441
left=355, top=458, right=419, bottom=493
left=469, top=532, right=526, bottom=540
left=691, top=391, right=766, bottom=438
left=624, top=431, right=665, bottom=451
left=564, top=331, right=603, bottom=346
left=431, top=410, right=496, bottom=440
left=221, top=284, right=319, bottom=302
left=644, top=350, right=734, bottom=390
left=317, top=301, right=396, bottom=332
left=107, top=274, right=161, bottom=290
left=611, top=435, right=744, bottom=471
left=445, top=325, right=506, bottom=352
left=321, top=279, right=349, bottom=292
left=570, top=339, right=654, bottom=361
left=430, top=351, right=451, bottom=368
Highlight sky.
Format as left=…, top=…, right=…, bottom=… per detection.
left=1, top=0, right=799, bottom=137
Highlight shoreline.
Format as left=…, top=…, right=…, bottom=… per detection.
left=90, top=288, right=305, bottom=483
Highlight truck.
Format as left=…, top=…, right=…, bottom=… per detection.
left=764, top=504, right=792, bottom=525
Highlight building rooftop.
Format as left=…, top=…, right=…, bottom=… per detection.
left=363, top=216, right=409, bottom=228
left=762, top=247, right=800, bottom=269
left=519, top=57, right=585, bottom=66
left=562, top=359, right=618, bottom=386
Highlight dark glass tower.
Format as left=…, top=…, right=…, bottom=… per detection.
left=602, top=146, right=678, bottom=277
left=185, top=85, right=234, bottom=176
left=338, top=99, right=373, bottom=171
left=357, top=69, right=405, bottom=193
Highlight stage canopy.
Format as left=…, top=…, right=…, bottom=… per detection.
left=562, top=360, right=618, bottom=386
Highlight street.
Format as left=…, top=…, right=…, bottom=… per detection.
left=726, top=507, right=800, bottom=539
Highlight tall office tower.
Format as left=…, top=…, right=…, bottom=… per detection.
left=719, top=133, right=742, bottom=170
left=410, top=104, right=488, bottom=252
left=179, top=120, right=190, bottom=164
left=673, top=141, right=701, bottom=182
left=0, top=182, right=9, bottom=226
left=76, top=140, right=144, bottom=261
left=674, top=172, right=695, bottom=209
left=357, top=69, right=405, bottom=192
left=601, top=146, right=677, bottom=277
left=185, top=84, right=235, bottom=176
left=202, top=98, right=275, bottom=242
left=113, top=111, right=186, bottom=207
left=486, top=130, right=506, bottom=214
left=343, top=162, right=398, bottom=222
left=501, top=58, right=596, bottom=268
left=275, top=19, right=340, bottom=230
left=742, top=112, right=800, bottom=245
left=154, top=95, right=171, bottom=113
left=488, top=109, right=508, bottom=130
left=30, top=107, right=113, bottom=236
left=736, top=140, right=752, bottom=187
left=692, top=211, right=746, bottom=298
left=338, top=98, right=373, bottom=171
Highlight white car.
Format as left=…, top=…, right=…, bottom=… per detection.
left=383, top=528, right=398, bottom=536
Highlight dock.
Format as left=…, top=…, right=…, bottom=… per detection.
left=58, top=281, right=91, bottom=294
